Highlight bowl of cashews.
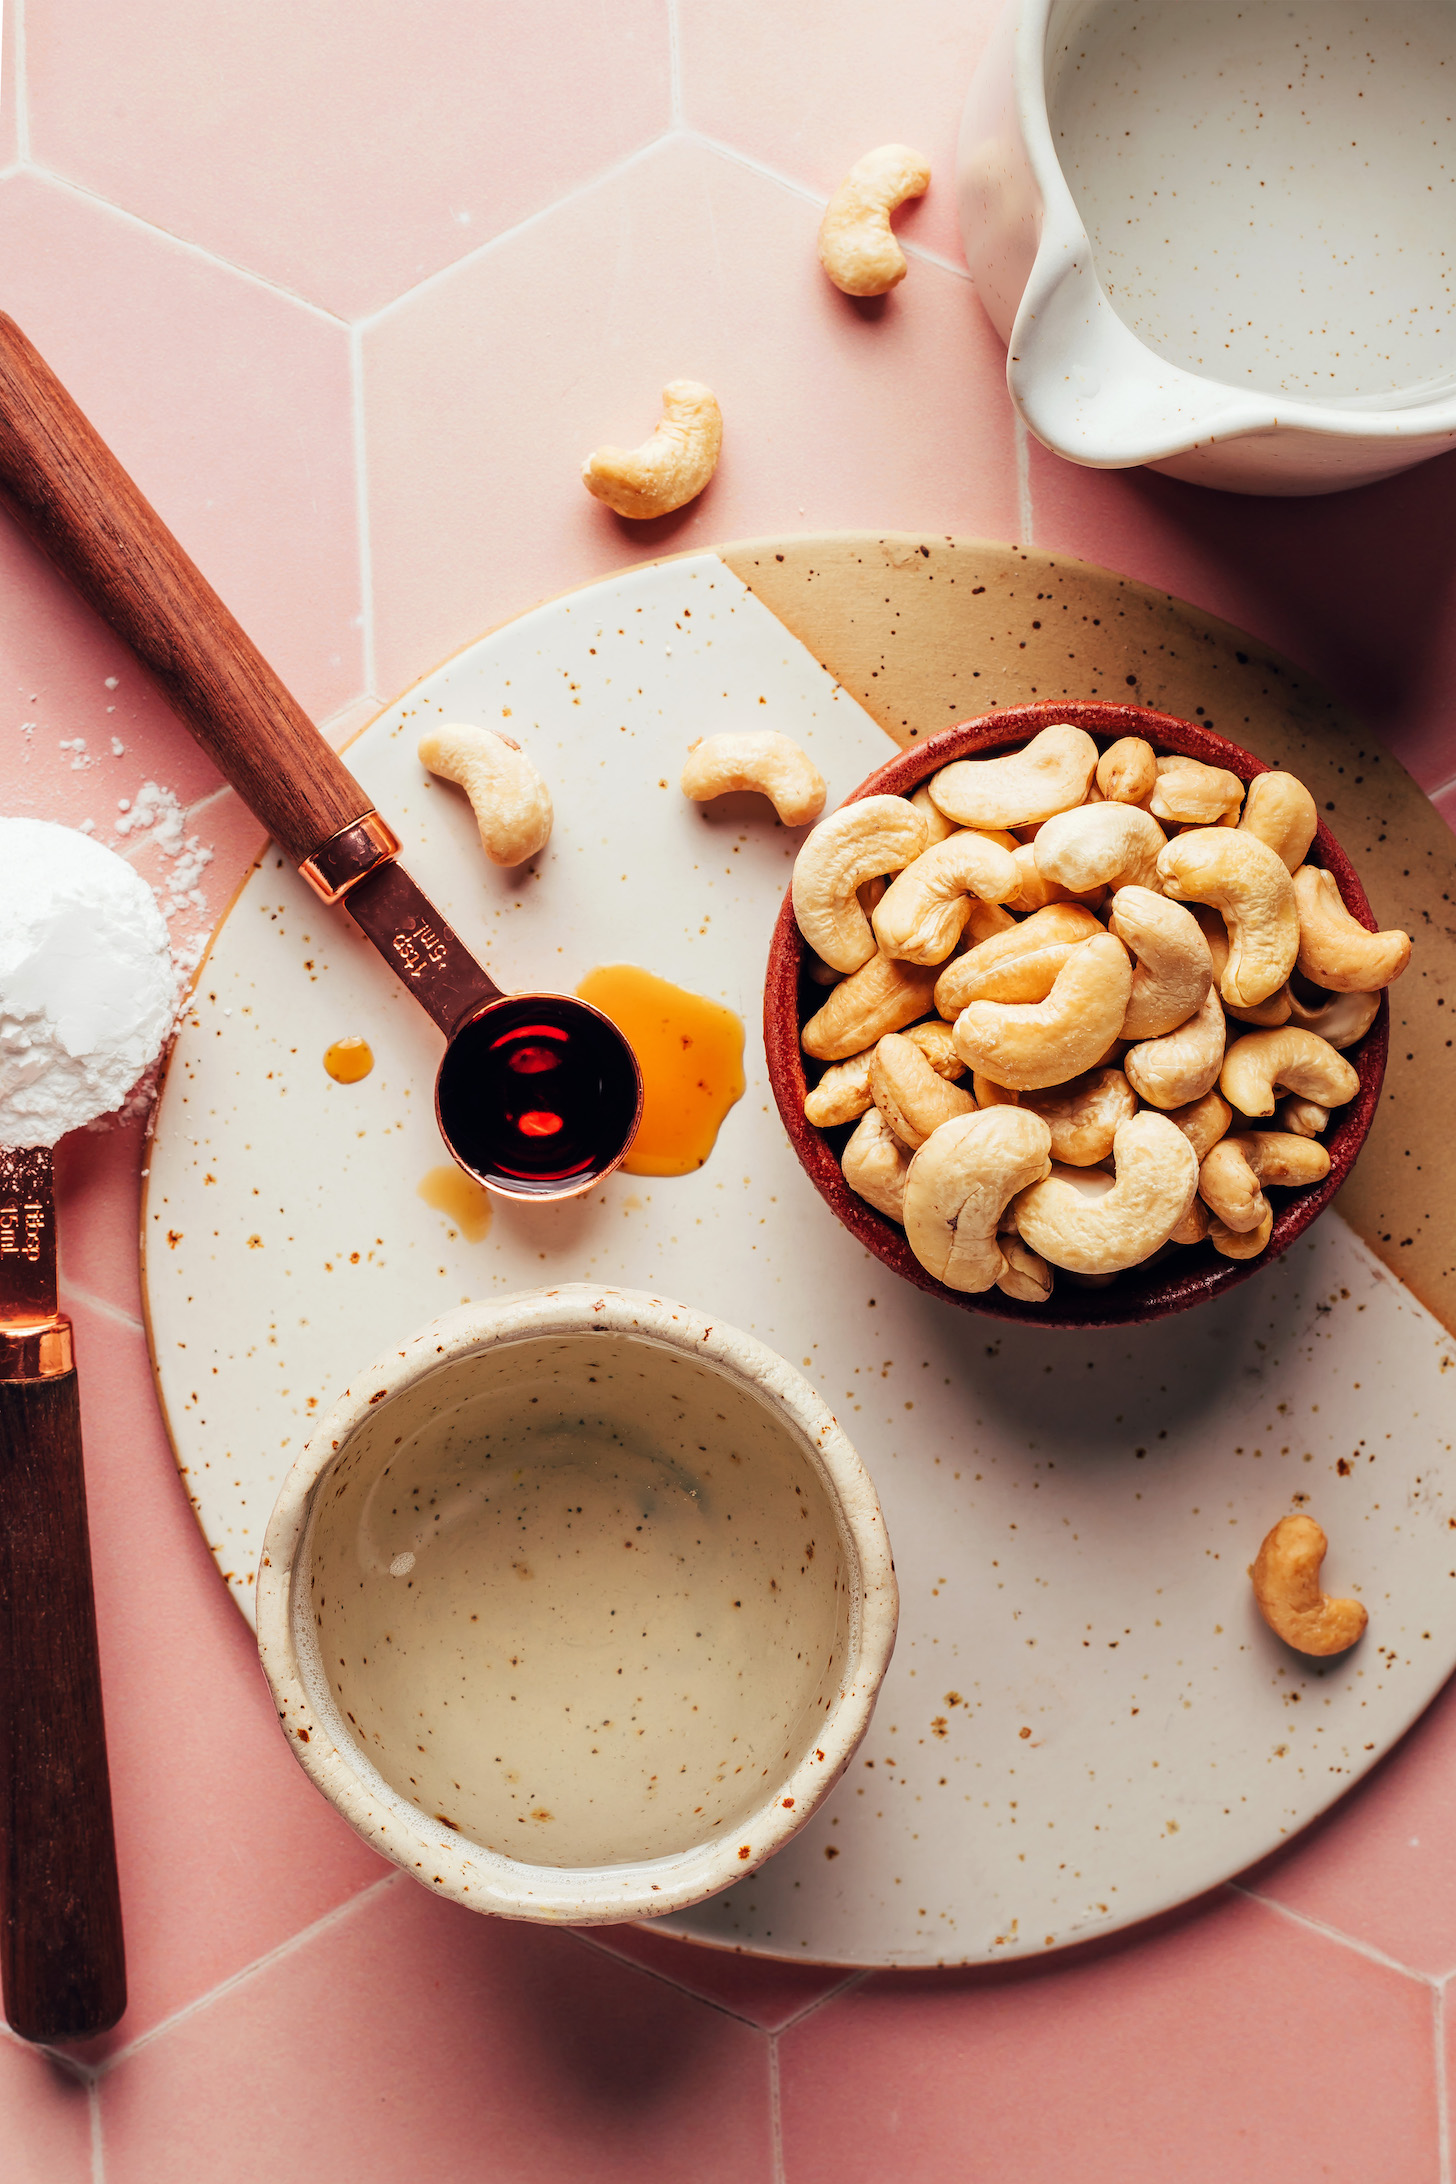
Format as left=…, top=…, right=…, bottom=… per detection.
left=764, top=702, right=1408, bottom=1328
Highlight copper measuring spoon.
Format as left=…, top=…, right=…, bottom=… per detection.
left=0, top=317, right=643, bottom=1200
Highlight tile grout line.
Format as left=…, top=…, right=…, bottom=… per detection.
left=565, top=1928, right=780, bottom=2035
left=88, top=1870, right=404, bottom=2079
left=768, top=2029, right=786, bottom=2184
left=57, top=1278, right=144, bottom=1335
left=1425, top=764, right=1456, bottom=809
left=1228, top=1881, right=1435, bottom=1985
left=88, top=2078, right=104, bottom=2184
left=1014, top=414, right=1033, bottom=546
left=1438, top=1978, right=1452, bottom=2184
left=774, top=1967, right=869, bottom=2033
left=687, top=128, right=971, bottom=278
left=12, top=0, right=29, bottom=164
left=349, top=325, right=378, bottom=700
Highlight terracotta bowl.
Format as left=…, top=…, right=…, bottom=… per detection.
left=763, top=702, right=1388, bottom=1329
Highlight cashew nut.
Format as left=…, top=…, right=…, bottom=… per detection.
left=1021, top=1067, right=1138, bottom=1165
left=1251, top=1514, right=1367, bottom=1655
left=1012, top=1110, right=1199, bottom=1275
left=902, top=1107, right=1053, bottom=1292
left=1239, top=772, right=1318, bottom=872
left=1108, top=887, right=1214, bottom=1040
left=1164, top=1088, right=1234, bottom=1162
left=1190, top=905, right=1291, bottom=1025
left=1095, top=736, right=1158, bottom=806
left=1149, top=756, right=1245, bottom=827
left=997, top=1230, right=1053, bottom=1305
left=418, top=723, right=553, bottom=866
left=951, top=932, right=1134, bottom=1092
left=1004, top=840, right=1104, bottom=914
left=1284, top=985, right=1381, bottom=1049
left=817, top=144, right=932, bottom=297
left=681, top=731, right=826, bottom=827
left=802, top=952, right=939, bottom=1061
left=910, top=782, right=959, bottom=847
left=1032, top=801, right=1168, bottom=897
left=927, top=724, right=1098, bottom=832
left=1158, top=828, right=1300, bottom=1007
left=1219, top=1027, right=1360, bottom=1118
left=870, top=1032, right=977, bottom=1150
left=1210, top=1204, right=1274, bottom=1259
left=792, top=796, right=929, bottom=973
left=934, top=902, right=1103, bottom=1015
left=581, top=380, right=722, bottom=520
left=1169, top=1196, right=1211, bottom=1246
left=1292, top=865, right=1412, bottom=993
left=841, top=1106, right=912, bottom=1223
left=1198, top=1142, right=1271, bottom=1234
left=974, top=1072, right=1020, bottom=1108
left=1123, top=985, right=1227, bottom=1109
left=871, top=832, right=1020, bottom=964
left=1277, top=1096, right=1331, bottom=1138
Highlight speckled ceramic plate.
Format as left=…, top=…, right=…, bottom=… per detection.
left=143, top=539, right=1456, bottom=1968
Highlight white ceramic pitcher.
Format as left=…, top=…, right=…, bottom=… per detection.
left=959, top=0, right=1456, bottom=495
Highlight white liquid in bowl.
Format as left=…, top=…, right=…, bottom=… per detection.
left=305, top=1335, right=852, bottom=1868
left=1048, top=0, right=1456, bottom=400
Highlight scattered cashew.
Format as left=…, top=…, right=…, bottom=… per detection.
left=951, top=932, right=1133, bottom=1092
left=418, top=723, right=553, bottom=866
left=792, top=796, right=929, bottom=973
left=817, top=144, right=932, bottom=297
left=1251, top=1514, right=1367, bottom=1655
left=1190, top=905, right=1291, bottom=1025
left=1284, top=985, right=1381, bottom=1049
left=1123, top=985, right=1227, bottom=1109
left=1095, top=736, right=1158, bottom=806
left=1013, top=1110, right=1199, bottom=1275
left=902, top=1107, right=1053, bottom=1292
left=997, top=1231, right=1054, bottom=1305
left=1220, top=1026, right=1360, bottom=1118
left=581, top=380, right=722, bottom=519
left=1149, top=756, right=1244, bottom=827
left=1210, top=1204, right=1274, bottom=1259
left=1032, top=801, right=1167, bottom=897
left=1021, top=1067, right=1138, bottom=1166
left=871, top=832, right=1020, bottom=964
left=1108, top=887, right=1213, bottom=1040
left=934, top=902, right=1102, bottom=1015
left=1292, top=865, right=1412, bottom=992
left=681, top=732, right=826, bottom=826
left=1239, top=772, right=1318, bottom=872
left=1277, top=1096, right=1330, bottom=1138
left=927, top=724, right=1098, bottom=832
left=801, top=951, right=939, bottom=1061
left=1164, top=1088, right=1234, bottom=1162
left=870, top=1032, right=977, bottom=1150
left=1158, top=828, right=1300, bottom=1007
left=841, top=1107, right=912, bottom=1223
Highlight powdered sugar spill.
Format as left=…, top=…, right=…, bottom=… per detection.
left=0, top=817, right=179, bottom=1148
left=112, top=779, right=217, bottom=979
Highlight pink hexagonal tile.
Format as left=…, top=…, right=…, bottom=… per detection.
left=53, top=1296, right=386, bottom=2053
left=0, top=2035, right=93, bottom=2182
left=1022, top=430, right=1456, bottom=801
left=98, top=1881, right=773, bottom=2184
left=1237, top=1674, right=1456, bottom=1978
left=0, top=170, right=362, bottom=728
left=577, top=1924, right=858, bottom=2032
left=362, top=136, right=1017, bottom=701
left=679, top=0, right=1005, bottom=267
left=779, top=1890, right=1437, bottom=2182
left=26, top=0, right=673, bottom=319
left=0, top=0, right=20, bottom=172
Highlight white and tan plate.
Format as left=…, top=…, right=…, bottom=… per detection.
left=143, top=538, right=1456, bottom=1968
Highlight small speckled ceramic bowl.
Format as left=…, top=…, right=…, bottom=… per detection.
left=764, top=702, right=1389, bottom=1329
left=257, top=1285, right=898, bottom=1924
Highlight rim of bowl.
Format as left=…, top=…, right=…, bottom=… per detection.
left=763, top=702, right=1389, bottom=1331
left=256, top=1283, right=900, bottom=1923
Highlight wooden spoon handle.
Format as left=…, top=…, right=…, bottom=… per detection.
left=0, top=314, right=371, bottom=867
left=0, top=1363, right=125, bottom=2041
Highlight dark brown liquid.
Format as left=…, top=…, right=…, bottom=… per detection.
left=436, top=995, right=641, bottom=1195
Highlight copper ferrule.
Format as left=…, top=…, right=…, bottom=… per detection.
left=298, top=811, right=401, bottom=906
left=0, top=1314, right=74, bottom=1381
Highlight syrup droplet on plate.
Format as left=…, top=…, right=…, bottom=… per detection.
left=574, top=964, right=745, bottom=1177
left=323, top=1036, right=374, bottom=1083
left=417, top=1165, right=493, bottom=1242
